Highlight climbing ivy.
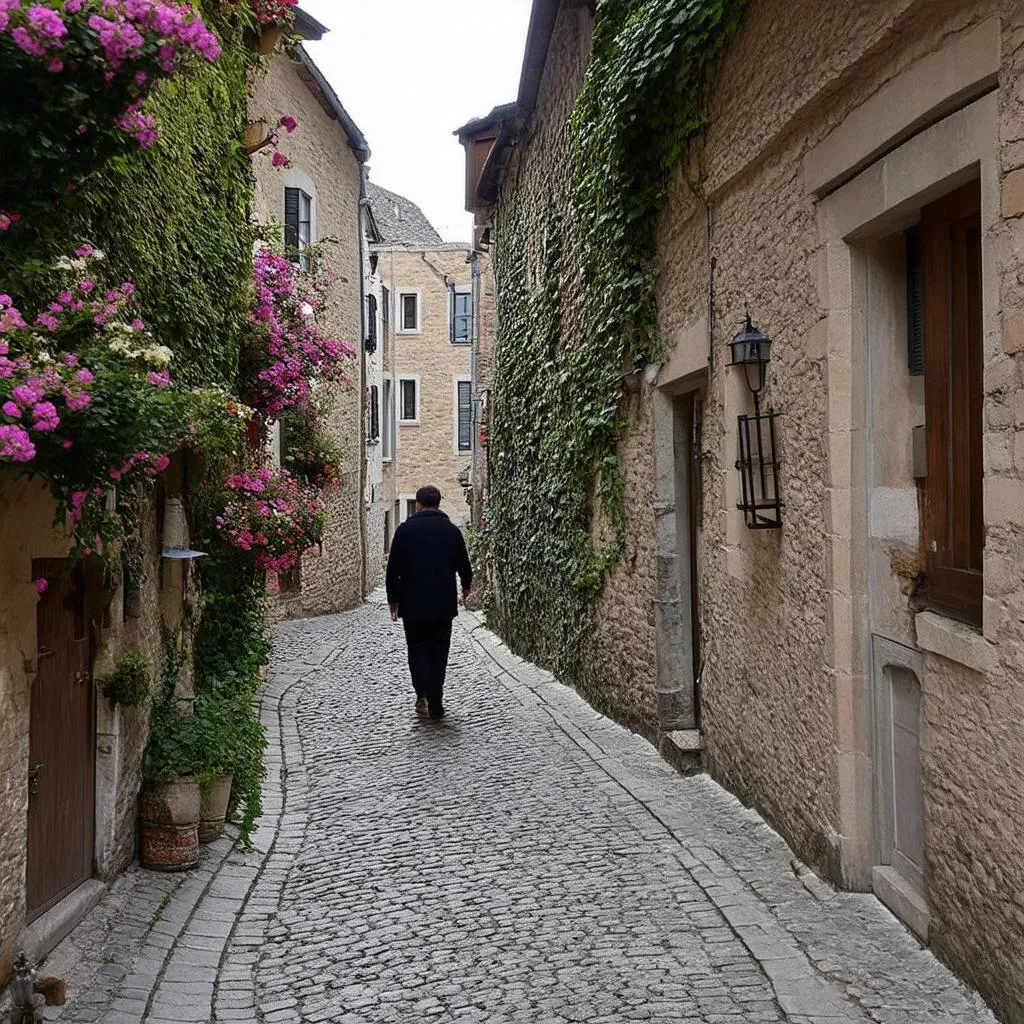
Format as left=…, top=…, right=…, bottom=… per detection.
left=486, top=0, right=746, bottom=678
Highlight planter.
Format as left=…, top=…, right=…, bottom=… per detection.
left=242, top=119, right=270, bottom=155
left=140, top=822, right=199, bottom=872
left=199, top=773, right=233, bottom=844
left=258, top=23, right=284, bottom=55
left=139, top=776, right=201, bottom=871
left=139, top=776, right=200, bottom=826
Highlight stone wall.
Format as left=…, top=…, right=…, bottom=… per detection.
left=488, top=0, right=1024, bottom=1016
left=375, top=246, right=473, bottom=528
left=250, top=53, right=365, bottom=616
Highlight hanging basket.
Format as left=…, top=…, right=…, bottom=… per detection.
left=242, top=119, right=270, bottom=155
left=257, top=22, right=285, bottom=55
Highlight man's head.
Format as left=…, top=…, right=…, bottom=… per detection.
left=415, top=485, right=442, bottom=510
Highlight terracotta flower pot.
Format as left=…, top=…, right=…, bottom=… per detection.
left=242, top=119, right=269, bottom=155
left=199, top=773, right=233, bottom=844
left=258, top=23, right=284, bottom=55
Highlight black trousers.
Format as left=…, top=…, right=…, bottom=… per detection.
left=402, top=619, right=453, bottom=706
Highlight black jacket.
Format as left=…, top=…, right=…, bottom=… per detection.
left=386, top=510, right=472, bottom=621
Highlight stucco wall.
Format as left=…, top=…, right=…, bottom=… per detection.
left=250, top=53, right=365, bottom=616
left=0, top=475, right=166, bottom=976
left=376, top=247, right=473, bottom=527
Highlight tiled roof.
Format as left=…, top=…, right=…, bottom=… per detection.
left=366, top=182, right=443, bottom=247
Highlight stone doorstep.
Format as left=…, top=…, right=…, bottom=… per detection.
left=872, top=865, right=930, bottom=941
left=19, top=879, right=106, bottom=964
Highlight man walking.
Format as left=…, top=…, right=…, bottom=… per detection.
left=386, top=485, right=472, bottom=720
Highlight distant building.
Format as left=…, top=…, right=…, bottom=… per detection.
left=367, top=183, right=473, bottom=537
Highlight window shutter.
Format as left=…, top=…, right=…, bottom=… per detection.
left=284, top=188, right=300, bottom=254
left=370, top=385, right=380, bottom=440
left=905, top=227, right=924, bottom=376
left=457, top=381, right=472, bottom=451
left=448, top=283, right=456, bottom=342
left=366, top=294, right=378, bottom=351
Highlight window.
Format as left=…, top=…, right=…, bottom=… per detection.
left=279, top=562, right=301, bottom=594
left=920, top=180, right=983, bottom=628
left=369, top=385, right=380, bottom=441
left=382, top=286, right=390, bottom=331
left=398, top=292, right=420, bottom=333
left=456, top=380, right=472, bottom=452
left=382, top=379, right=394, bottom=458
left=399, top=377, right=418, bottom=423
left=406, top=498, right=417, bottom=519
left=284, top=187, right=312, bottom=271
left=368, top=295, right=379, bottom=348
left=450, top=287, right=472, bottom=343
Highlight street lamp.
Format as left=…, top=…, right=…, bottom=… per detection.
left=729, top=314, right=773, bottom=413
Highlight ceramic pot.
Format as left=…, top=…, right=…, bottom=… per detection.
left=198, top=773, right=233, bottom=844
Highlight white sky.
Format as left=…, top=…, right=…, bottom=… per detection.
left=298, top=1, right=533, bottom=243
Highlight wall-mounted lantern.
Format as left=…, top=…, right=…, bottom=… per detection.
left=730, top=314, right=782, bottom=530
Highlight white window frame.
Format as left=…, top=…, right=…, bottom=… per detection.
left=398, top=493, right=418, bottom=523
left=453, top=374, right=473, bottom=455
left=397, top=375, right=420, bottom=425
left=396, top=289, right=421, bottom=334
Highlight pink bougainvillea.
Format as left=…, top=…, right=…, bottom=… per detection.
left=249, top=0, right=298, bottom=26
left=216, top=467, right=326, bottom=572
left=246, top=246, right=356, bottom=419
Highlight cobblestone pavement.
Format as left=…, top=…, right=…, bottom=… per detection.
left=38, top=598, right=997, bottom=1023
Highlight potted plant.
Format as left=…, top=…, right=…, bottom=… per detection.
left=193, top=686, right=240, bottom=843
left=140, top=702, right=203, bottom=871
left=248, top=0, right=299, bottom=55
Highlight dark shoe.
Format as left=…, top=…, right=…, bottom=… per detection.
left=428, top=704, right=445, bottom=720
left=415, top=696, right=427, bottom=714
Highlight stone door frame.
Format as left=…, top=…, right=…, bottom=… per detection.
left=815, top=90, right=999, bottom=888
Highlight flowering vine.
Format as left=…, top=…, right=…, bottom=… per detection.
left=216, top=466, right=326, bottom=572
left=244, top=245, right=356, bottom=419
left=0, top=246, right=229, bottom=559
left=0, top=0, right=222, bottom=226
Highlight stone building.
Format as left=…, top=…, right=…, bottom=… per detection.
left=367, top=183, right=473, bottom=533
left=464, top=0, right=1024, bottom=1017
left=249, top=14, right=372, bottom=615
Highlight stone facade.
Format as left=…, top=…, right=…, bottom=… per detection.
left=475, top=1, right=1024, bottom=1017
left=250, top=47, right=367, bottom=616
left=372, top=230, right=475, bottom=528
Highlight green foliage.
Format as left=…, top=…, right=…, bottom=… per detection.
left=486, top=0, right=745, bottom=673
left=279, top=404, right=343, bottom=490
left=100, top=647, right=153, bottom=708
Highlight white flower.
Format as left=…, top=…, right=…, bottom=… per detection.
left=141, top=345, right=173, bottom=367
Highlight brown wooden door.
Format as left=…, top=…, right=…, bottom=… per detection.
left=26, top=558, right=95, bottom=921
left=921, top=180, right=984, bottom=627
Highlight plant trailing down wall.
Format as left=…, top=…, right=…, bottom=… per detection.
left=486, top=0, right=745, bottom=679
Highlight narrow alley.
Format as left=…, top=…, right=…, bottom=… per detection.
left=41, top=601, right=994, bottom=1024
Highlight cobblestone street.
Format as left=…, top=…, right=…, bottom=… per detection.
left=41, top=600, right=996, bottom=1024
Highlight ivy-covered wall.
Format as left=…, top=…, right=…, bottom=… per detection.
left=485, top=0, right=745, bottom=729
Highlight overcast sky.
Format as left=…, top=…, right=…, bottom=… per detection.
left=297, top=0, right=533, bottom=243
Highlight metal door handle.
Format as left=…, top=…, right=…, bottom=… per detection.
left=28, top=763, right=44, bottom=797
left=37, top=645, right=54, bottom=660
left=75, top=670, right=90, bottom=686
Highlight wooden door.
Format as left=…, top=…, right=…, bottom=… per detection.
left=26, top=558, right=95, bottom=921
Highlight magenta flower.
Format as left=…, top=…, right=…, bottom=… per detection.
left=279, top=115, right=298, bottom=133
left=2, top=401, right=21, bottom=419
left=34, top=578, right=48, bottom=594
